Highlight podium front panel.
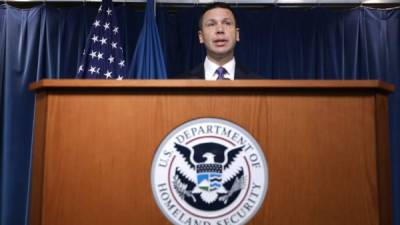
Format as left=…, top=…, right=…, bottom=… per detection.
left=29, top=80, right=392, bottom=225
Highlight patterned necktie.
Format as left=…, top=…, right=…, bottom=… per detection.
left=215, top=67, right=228, bottom=80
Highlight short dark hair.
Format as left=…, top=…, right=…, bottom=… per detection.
left=198, top=2, right=237, bottom=31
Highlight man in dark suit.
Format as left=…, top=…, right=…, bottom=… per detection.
left=173, top=2, right=261, bottom=80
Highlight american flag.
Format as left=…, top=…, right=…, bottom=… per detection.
left=77, top=0, right=125, bottom=80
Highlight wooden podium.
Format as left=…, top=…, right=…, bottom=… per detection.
left=29, top=80, right=394, bottom=225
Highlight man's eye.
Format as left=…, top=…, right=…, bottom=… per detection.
left=224, top=21, right=233, bottom=26
left=206, top=23, right=215, bottom=27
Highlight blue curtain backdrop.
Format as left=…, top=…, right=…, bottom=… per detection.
left=0, top=3, right=399, bottom=225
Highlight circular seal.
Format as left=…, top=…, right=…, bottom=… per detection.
left=151, top=118, right=268, bottom=225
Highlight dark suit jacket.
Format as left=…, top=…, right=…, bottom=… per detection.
left=170, top=63, right=263, bottom=79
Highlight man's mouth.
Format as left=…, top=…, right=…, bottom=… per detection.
left=213, top=39, right=228, bottom=47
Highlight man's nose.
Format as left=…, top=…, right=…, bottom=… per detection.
left=216, top=23, right=225, bottom=33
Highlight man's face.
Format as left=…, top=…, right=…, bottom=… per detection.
left=198, top=7, right=240, bottom=61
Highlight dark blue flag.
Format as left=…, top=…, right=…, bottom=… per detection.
left=77, top=0, right=126, bottom=79
left=128, top=0, right=167, bottom=79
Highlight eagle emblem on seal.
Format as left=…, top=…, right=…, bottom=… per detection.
left=172, top=142, right=246, bottom=208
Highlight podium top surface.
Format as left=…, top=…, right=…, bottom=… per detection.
left=29, top=79, right=394, bottom=93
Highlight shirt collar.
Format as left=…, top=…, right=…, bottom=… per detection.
left=204, top=57, right=236, bottom=80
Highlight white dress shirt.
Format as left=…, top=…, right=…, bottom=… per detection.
left=204, top=57, right=236, bottom=80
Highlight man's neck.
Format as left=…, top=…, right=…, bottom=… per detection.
left=206, top=53, right=234, bottom=66
left=204, top=57, right=236, bottom=80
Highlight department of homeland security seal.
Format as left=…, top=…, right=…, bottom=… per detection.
left=151, top=118, right=268, bottom=225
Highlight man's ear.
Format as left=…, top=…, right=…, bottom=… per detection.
left=198, top=30, right=204, bottom=44
left=236, top=28, right=240, bottom=42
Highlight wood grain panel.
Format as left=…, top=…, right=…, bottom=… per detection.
left=30, top=92, right=48, bottom=225
left=375, top=93, right=393, bottom=225
left=30, top=80, right=394, bottom=225
left=29, top=79, right=395, bottom=93
left=28, top=82, right=393, bottom=225
left=258, top=93, right=379, bottom=225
